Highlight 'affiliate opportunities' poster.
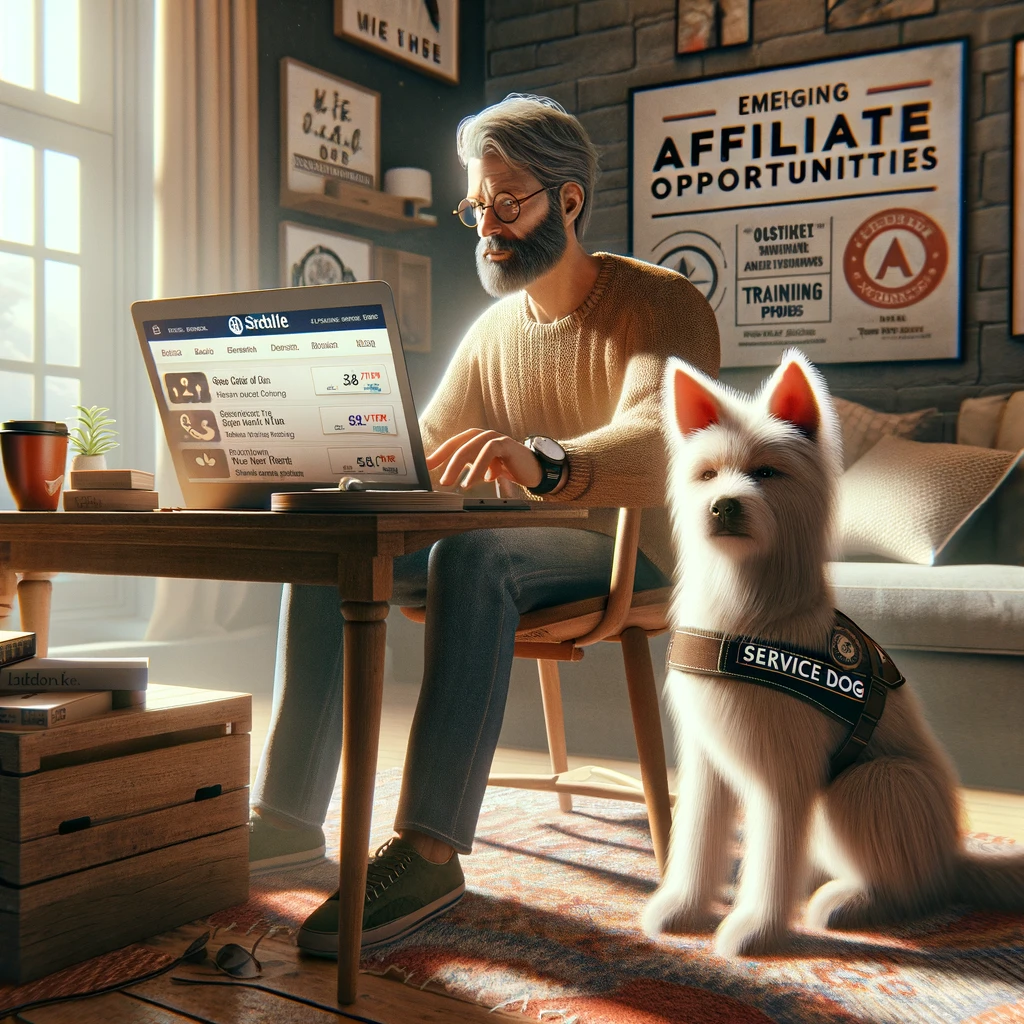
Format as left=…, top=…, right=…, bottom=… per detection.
left=631, top=41, right=964, bottom=367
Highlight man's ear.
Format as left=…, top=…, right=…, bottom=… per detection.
left=560, top=182, right=585, bottom=227
left=668, top=360, right=721, bottom=438
left=765, top=355, right=821, bottom=439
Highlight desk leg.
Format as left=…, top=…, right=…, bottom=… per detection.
left=18, top=574, right=53, bottom=656
left=337, top=598, right=389, bottom=1004
left=0, top=564, right=15, bottom=629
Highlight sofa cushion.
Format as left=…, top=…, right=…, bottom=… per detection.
left=838, top=436, right=1022, bottom=565
left=829, top=562, right=1024, bottom=656
left=832, top=397, right=939, bottom=470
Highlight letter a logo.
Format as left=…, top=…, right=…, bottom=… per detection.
left=875, top=238, right=913, bottom=280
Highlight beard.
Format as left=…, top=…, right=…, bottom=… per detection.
left=475, top=195, right=568, bottom=298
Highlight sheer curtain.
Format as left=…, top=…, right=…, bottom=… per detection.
left=146, top=0, right=268, bottom=641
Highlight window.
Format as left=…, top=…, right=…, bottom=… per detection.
left=0, top=0, right=153, bottom=628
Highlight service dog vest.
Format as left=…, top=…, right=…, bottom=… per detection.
left=666, top=611, right=905, bottom=780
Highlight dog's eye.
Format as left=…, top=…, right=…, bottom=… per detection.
left=700, top=469, right=717, bottom=481
left=754, top=465, right=776, bottom=479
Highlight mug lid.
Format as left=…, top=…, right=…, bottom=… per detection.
left=0, top=420, right=69, bottom=435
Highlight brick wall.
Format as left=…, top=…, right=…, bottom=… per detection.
left=484, top=0, right=1024, bottom=418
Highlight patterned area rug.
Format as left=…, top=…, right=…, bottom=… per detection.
left=2, top=768, right=1022, bottom=1023
left=233, top=768, right=1024, bottom=1024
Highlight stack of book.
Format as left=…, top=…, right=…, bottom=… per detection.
left=63, top=468, right=159, bottom=511
left=0, top=630, right=149, bottom=729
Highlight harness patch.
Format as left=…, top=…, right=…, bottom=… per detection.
left=667, top=611, right=905, bottom=779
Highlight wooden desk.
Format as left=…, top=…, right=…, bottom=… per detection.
left=0, top=508, right=587, bottom=1004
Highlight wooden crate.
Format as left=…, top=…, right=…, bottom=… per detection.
left=0, top=683, right=251, bottom=983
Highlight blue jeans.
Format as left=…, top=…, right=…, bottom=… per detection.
left=251, top=527, right=670, bottom=854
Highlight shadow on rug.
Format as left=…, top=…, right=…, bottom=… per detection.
left=222, top=768, right=1024, bottom=1024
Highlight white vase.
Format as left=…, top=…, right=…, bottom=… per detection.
left=70, top=453, right=107, bottom=472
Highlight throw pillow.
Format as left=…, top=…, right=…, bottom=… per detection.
left=839, top=435, right=1023, bottom=566
left=957, top=393, right=1011, bottom=448
left=994, top=391, right=1024, bottom=452
left=832, top=397, right=939, bottom=470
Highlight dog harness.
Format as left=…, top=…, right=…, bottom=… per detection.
left=666, top=611, right=905, bottom=780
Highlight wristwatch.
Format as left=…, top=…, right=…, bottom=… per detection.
left=524, top=435, right=567, bottom=495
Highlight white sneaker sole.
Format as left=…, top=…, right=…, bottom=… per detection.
left=298, top=883, right=467, bottom=957
left=249, top=842, right=326, bottom=873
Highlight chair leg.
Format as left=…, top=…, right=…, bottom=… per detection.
left=537, top=659, right=573, bottom=812
left=620, top=627, right=672, bottom=877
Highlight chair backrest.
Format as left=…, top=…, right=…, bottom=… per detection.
left=574, top=507, right=642, bottom=647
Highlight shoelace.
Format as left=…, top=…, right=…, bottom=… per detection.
left=364, top=837, right=414, bottom=902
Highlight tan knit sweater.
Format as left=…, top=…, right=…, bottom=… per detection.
left=419, top=252, right=721, bottom=580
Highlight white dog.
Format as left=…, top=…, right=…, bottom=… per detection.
left=644, top=350, right=1024, bottom=957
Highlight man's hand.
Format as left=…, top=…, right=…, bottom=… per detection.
left=426, top=428, right=543, bottom=490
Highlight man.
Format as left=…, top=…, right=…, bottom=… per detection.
left=249, top=94, right=720, bottom=955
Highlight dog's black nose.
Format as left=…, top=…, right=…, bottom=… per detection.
left=710, top=497, right=742, bottom=519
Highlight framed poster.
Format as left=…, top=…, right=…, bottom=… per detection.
left=333, top=0, right=459, bottom=86
left=280, top=221, right=373, bottom=287
left=826, top=0, right=935, bottom=32
left=375, top=247, right=431, bottom=353
left=677, top=0, right=751, bottom=54
left=280, top=58, right=381, bottom=196
left=1013, top=35, right=1024, bottom=339
left=630, top=40, right=966, bottom=367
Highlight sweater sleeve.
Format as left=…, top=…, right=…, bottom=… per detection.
left=417, top=326, right=489, bottom=489
left=545, top=274, right=720, bottom=508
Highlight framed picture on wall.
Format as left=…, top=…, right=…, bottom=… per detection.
left=280, top=58, right=381, bottom=198
left=631, top=40, right=966, bottom=367
left=375, top=247, right=432, bottom=353
left=826, top=0, right=936, bottom=32
left=280, top=221, right=374, bottom=287
left=334, top=0, right=459, bottom=85
left=1013, top=35, right=1024, bottom=339
left=677, top=0, right=751, bottom=54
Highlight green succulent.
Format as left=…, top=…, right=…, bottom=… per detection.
left=69, top=405, right=119, bottom=456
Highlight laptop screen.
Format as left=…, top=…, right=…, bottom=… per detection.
left=133, top=283, right=432, bottom=509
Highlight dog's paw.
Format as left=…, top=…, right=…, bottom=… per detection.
left=806, top=879, right=873, bottom=931
left=642, top=887, right=718, bottom=937
left=714, top=908, right=789, bottom=957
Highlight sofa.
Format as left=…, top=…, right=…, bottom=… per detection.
left=482, top=389, right=1024, bottom=795
left=827, top=391, right=1024, bottom=794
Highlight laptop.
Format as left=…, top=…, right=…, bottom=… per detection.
left=130, top=281, right=530, bottom=512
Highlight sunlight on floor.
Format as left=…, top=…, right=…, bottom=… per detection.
left=248, top=688, right=1024, bottom=843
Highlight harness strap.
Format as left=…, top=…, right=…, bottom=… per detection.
left=667, top=611, right=904, bottom=781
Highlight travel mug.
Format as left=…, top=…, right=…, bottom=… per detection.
left=0, top=421, right=69, bottom=511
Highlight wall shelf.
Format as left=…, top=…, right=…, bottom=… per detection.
left=280, top=181, right=436, bottom=232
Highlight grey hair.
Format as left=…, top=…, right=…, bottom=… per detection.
left=456, top=93, right=600, bottom=239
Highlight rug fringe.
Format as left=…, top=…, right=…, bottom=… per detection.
left=538, top=1011, right=579, bottom=1024
left=490, top=994, right=530, bottom=1013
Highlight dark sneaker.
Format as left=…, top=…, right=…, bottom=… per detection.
left=297, top=836, right=466, bottom=956
left=248, top=814, right=326, bottom=871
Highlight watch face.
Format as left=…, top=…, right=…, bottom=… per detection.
left=531, top=435, right=565, bottom=461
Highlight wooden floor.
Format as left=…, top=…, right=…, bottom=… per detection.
left=15, top=684, right=1024, bottom=1024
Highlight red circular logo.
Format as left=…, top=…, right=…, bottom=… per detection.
left=843, top=208, right=948, bottom=309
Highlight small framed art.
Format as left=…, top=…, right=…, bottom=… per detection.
left=280, top=58, right=381, bottom=197
left=375, top=247, right=431, bottom=353
left=280, top=221, right=374, bottom=287
left=677, top=0, right=751, bottom=54
left=333, top=0, right=459, bottom=85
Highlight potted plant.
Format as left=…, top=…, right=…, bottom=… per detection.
left=69, top=405, right=118, bottom=471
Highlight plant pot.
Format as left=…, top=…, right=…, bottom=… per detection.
left=70, top=454, right=107, bottom=472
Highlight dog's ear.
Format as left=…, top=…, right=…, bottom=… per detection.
left=766, top=358, right=820, bottom=439
left=672, top=364, right=721, bottom=438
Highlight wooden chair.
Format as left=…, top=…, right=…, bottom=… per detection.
left=401, top=508, right=675, bottom=874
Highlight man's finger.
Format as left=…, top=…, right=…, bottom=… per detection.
left=426, top=428, right=496, bottom=469
left=437, top=434, right=495, bottom=486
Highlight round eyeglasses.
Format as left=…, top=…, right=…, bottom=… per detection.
left=453, top=186, right=556, bottom=228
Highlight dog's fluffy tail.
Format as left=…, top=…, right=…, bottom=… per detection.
left=953, top=850, right=1024, bottom=910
